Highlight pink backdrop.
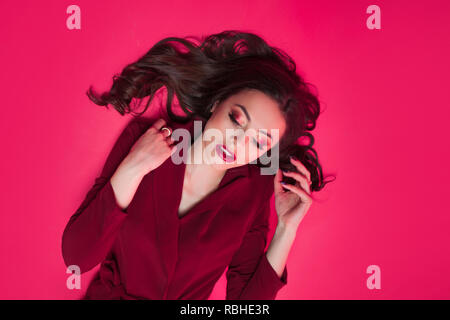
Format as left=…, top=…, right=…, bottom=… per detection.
left=1, top=0, right=449, bottom=299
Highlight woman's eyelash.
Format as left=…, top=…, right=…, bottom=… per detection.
left=228, top=112, right=264, bottom=150
left=228, top=112, right=240, bottom=126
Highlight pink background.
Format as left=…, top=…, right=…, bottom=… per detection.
left=1, top=0, right=449, bottom=299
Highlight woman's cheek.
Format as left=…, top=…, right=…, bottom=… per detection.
left=247, top=147, right=261, bottom=163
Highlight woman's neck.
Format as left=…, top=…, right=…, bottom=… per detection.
left=183, top=134, right=227, bottom=196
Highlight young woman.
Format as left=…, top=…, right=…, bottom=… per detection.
left=62, top=30, right=332, bottom=300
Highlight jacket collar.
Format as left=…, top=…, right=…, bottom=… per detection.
left=147, top=119, right=253, bottom=277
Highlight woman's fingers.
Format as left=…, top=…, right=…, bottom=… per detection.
left=274, top=169, right=284, bottom=194
left=160, top=127, right=172, bottom=138
left=282, top=170, right=311, bottom=194
left=281, top=183, right=312, bottom=205
left=290, top=157, right=311, bottom=181
left=162, top=129, right=176, bottom=146
left=149, top=118, right=175, bottom=145
left=151, top=118, right=167, bottom=131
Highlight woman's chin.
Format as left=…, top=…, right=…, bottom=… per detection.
left=204, top=152, right=250, bottom=169
left=207, top=156, right=235, bottom=169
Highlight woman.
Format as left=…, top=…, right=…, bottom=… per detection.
left=62, top=30, right=332, bottom=300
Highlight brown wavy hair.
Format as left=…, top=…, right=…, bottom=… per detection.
left=86, top=30, right=334, bottom=192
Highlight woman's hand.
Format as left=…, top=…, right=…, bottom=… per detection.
left=125, top=118, right=177, bottom=176
left=274, top=156, right=313, bottom=230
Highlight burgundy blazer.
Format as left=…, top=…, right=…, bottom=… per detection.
left=62, top=118, right=288, bottom=300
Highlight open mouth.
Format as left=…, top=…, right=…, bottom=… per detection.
left=215, top=144, right=236, bottom=163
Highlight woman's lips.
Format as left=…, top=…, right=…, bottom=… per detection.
left=215, top=144, right=236, bottom=162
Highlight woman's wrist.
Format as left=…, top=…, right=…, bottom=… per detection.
left=110, top=159, right=147, bottom=211
left=120, top=155, right=148, bottom=179
left=266, top=220, right=298, bottom=278
left=275, top=220, right=299, bottom=238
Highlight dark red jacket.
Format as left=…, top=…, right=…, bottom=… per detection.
left=62, top=118, right=288, bottom=300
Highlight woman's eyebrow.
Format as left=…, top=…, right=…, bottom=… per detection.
left=234, top=103, right=273, bottom=141
left=234, top=104, right=251, bottom=122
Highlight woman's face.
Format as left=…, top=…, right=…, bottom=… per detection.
left=201, top=89, right=286, bottom=170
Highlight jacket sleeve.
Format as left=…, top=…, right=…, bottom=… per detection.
left=61, top=120, right=145, bottom=274
left=225, top=193, right=288, bottom=300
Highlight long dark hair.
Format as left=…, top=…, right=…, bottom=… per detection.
left=86, top=30, right=334, bottom=192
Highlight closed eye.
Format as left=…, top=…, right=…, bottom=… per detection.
left=228, top=112, right=264, bottom=150
left=228, top=112, right=240, bottom=127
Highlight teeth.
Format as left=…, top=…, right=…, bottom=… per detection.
left=220, top=145, right=233, bottom=157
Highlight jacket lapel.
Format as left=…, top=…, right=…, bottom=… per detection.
left=149, top=119, right=253, bottom=281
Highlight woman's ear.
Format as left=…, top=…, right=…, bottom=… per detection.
left=211, top=101, right=219, bottom=113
